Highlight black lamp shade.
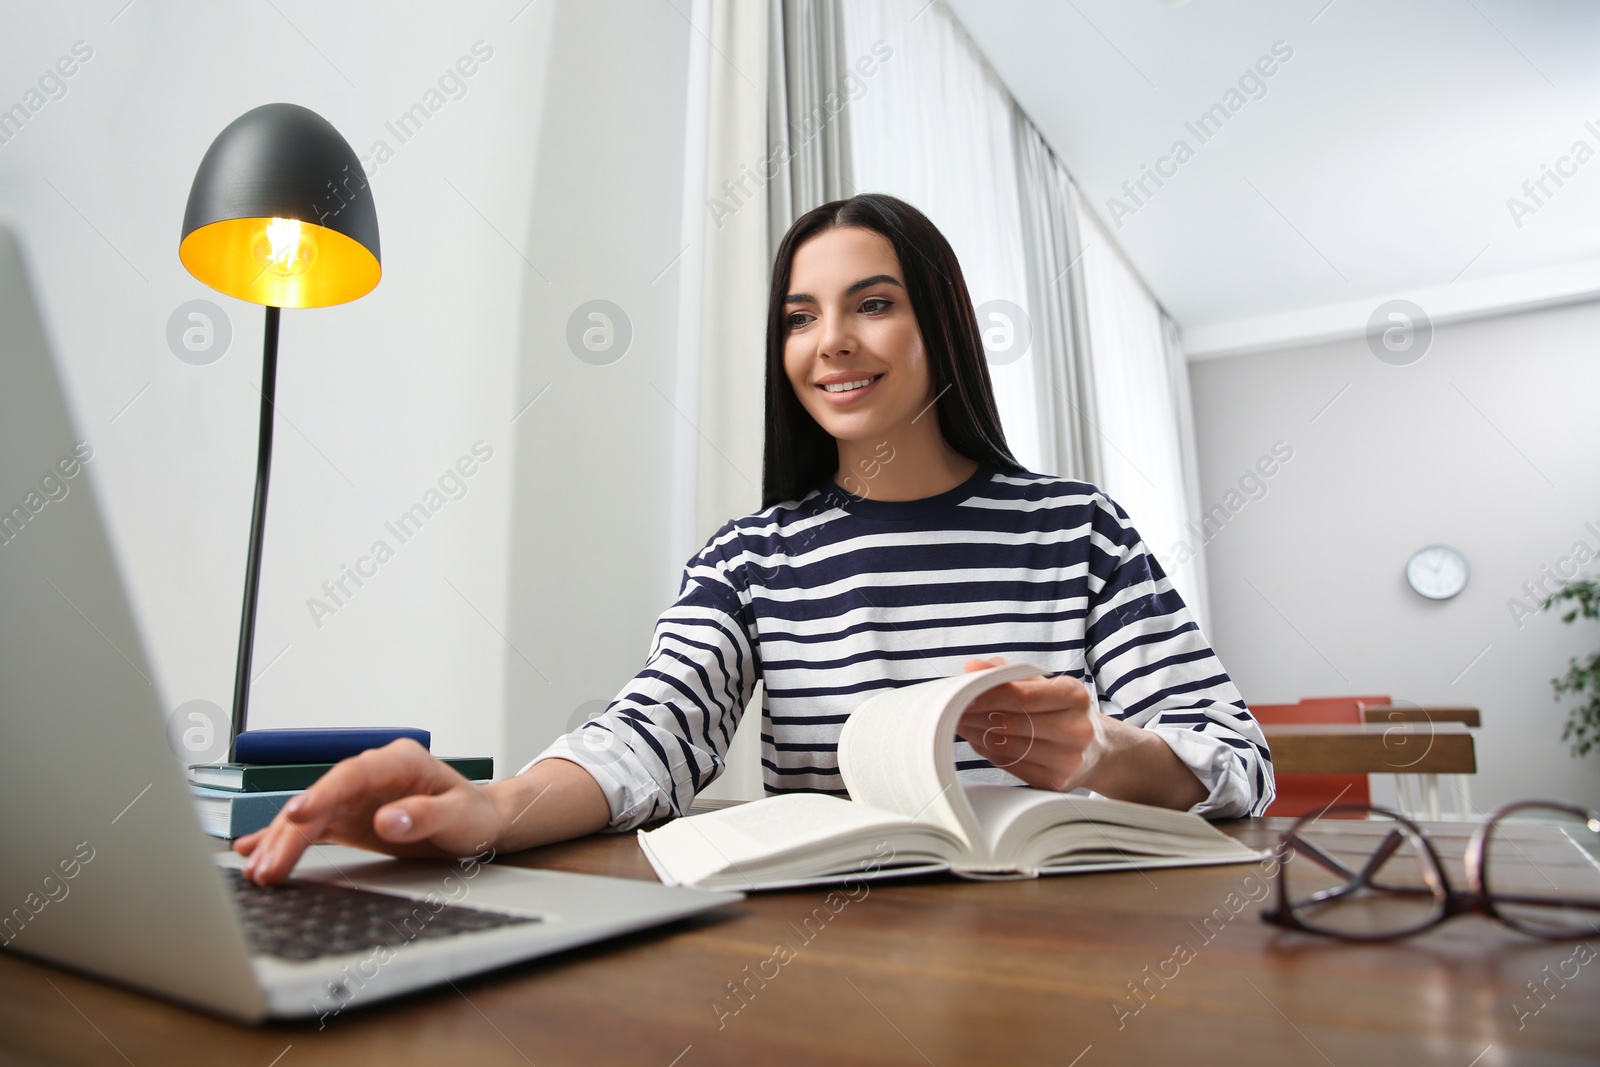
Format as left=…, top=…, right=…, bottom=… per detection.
left=180, top=102, right=380, bottom=308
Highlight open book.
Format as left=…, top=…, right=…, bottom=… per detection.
left=638, top=663, right=1266, bottom=891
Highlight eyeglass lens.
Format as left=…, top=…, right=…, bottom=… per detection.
left=1484, top=805, right=1600, bottom=939
left=1283, top=811, right=1447, bottom=938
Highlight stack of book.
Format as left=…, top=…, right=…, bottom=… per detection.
left=187, top=727, right=493, bottom=839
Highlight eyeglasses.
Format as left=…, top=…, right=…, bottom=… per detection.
left=1261, top=801, right=1600, bottom=941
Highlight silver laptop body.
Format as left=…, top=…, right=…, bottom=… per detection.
left=0, top=223, right=739, bottom=1022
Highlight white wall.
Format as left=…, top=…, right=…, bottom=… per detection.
left=0, top=1, right=696, bottom=772
left=1191, top=299, right=1600, bottom=812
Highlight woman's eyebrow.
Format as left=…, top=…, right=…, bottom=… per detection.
left=784, top=274, right=905, bottom=305
left=844, top=274, right=904, bottom=297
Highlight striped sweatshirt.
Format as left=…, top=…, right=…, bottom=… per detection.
left=527, top=464, right=1275, bottom=830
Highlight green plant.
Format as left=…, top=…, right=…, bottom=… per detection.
left=1545, top=579, right=1600, bottom=758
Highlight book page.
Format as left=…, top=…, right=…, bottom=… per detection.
left=637, top=793, right=923, bottom=888
left=836, top=663, right=1045, bottom=857
left=964, top=784, right=1265, bottom=872
left=966, top=783, right=1074, bottom=840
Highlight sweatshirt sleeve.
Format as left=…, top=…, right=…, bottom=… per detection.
left=521, top=527, right=759, bottom=831
left=1081, top=493, right=1275, bottom=818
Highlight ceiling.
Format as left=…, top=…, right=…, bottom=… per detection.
left=945, top=0, right=1600, bottom=356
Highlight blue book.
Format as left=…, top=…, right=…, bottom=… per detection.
left=190, top=785, right=301, bottom=839
left=233, top=727, right=430, bottom=765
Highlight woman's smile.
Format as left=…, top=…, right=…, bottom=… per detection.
left=815, top=371, right=885, bottom=403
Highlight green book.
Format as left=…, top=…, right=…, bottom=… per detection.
left=190, top=786, right=301, bottom=839
left=189, top=756, right=493, bottom=793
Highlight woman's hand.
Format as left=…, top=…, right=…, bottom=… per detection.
left=956, top=656, right=1097, bottom=791
left=956, top=656, right=1209, bottom=810
left=233, top=739, right=508, bottom=886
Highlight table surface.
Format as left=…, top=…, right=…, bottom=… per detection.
left=2, top=817, right=1594, bottom=1067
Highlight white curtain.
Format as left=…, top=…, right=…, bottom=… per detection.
left=767, top=0, right=855, bottom=248
left=1163, top=311, right=1211, bottom=627
left=1073, top=185, right=1211, bottom=628
left=1014, top=106, right=1102, bottom=485
left=838, top=0, right=1042, bottom=473
left=696, top=0, right=769, bottom=547
left=687, top=0, right=772, bottom=801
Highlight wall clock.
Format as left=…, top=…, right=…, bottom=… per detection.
left=1405, top=545, right=1468, bottom=600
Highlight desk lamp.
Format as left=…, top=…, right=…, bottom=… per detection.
left=179, top=103, right=381, bottom=761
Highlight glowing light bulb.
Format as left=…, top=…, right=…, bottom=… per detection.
left=254, top=217, right=317, bottom=277
left=266, top=218, right=301, bottom=270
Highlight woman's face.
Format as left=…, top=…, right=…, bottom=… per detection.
left=782, top=226, right=935, bottom=447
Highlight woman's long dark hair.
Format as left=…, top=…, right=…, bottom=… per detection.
left=761, top=193, right=1022, bottom=508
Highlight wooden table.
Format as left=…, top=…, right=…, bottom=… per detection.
left=1262, top=722, right=1476, bottom=775
left=2, top=819, right=1594, bottom=1067
left=1363, top=706, right=1483, bottom=728
left=1264, top=721, right=1477, bottom=820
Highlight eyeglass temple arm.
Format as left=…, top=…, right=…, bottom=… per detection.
left=1350, top=829, right=1411, bottom=891
left=1487, top=892, right=1600, bottom=911
left=1286, top=832, right=1359, bottom=881
left=1289, top=828, right=1409, bottom=888
left=1286, top=828, right=1436, bottom=908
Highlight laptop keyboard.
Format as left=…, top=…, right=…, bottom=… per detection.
left=223, top=868, right=541, bottom=962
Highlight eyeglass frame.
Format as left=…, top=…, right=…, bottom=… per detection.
left=1260, top=800, right=1600, bottom=942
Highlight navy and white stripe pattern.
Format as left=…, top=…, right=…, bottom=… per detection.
left=530, top=466, right=1275, bottom=830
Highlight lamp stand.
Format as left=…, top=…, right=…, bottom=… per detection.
left=228, top=305, right=280, bottom=762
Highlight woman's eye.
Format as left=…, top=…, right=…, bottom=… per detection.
left=859, top=298, right=891, bottom=314
left=786, top=311, right=813, bottom=329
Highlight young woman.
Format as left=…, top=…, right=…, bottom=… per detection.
left=239, top=194, right=1273, bottom=885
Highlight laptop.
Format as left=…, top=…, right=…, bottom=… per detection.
left=0, top=223, right=742, bottom=1022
